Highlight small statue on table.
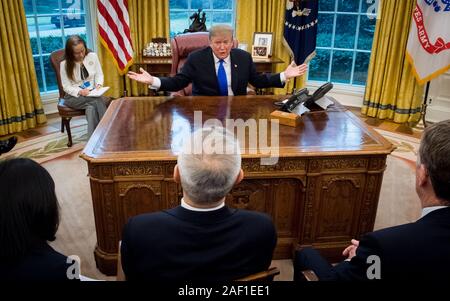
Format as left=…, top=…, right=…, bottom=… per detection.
left=184, top=8, right=207, bottom=33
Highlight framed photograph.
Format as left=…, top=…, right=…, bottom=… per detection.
left=253, top=32, right=273, bottom=56
left=252, top=45, right=269, bottom=59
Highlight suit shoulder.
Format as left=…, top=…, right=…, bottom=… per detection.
left=188, top=47, right=211, bottom=59
left=231, top=48, right=251, bottom=59
left=236, top=209, right=274, bottom=225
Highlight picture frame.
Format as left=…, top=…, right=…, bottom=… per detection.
left=251, top=45, right=269, bottom=59
left=253, top=32, right=273, bottom=56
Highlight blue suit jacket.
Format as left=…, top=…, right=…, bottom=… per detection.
left=121, top=206, right=277, bottom=281
left=160, top=47, right=284, bottom=96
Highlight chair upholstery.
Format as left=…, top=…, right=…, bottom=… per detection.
left=170, top=32, right=238, bottom=96
left=49, top=49, right=85, bottom=147
left=235, top=267, right=280, bottom=281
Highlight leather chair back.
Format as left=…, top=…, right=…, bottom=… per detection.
left=170, top=32, right=238, bottom=96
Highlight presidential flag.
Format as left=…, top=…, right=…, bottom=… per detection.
left=406, top=0, right=450, bottom=84
left=97, top=0, right=134, bottom=74
left=283, top=0, right=319, bottom=65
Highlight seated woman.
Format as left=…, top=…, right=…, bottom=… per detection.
left=0, top=158, right=78, bottom=281
left=60, top=35, right=107, bottom=138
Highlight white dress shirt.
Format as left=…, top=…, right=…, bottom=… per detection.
left=181, top=198, right=225, bottom=212
left=421, top=205, right=448, bottom=218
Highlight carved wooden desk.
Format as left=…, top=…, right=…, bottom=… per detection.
left=81, top=96, right=393, bottom=275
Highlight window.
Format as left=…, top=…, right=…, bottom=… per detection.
left=308, top=0, right=377, bottom=86
left=169, top=0, right=236, bottom=38
left=23, top=0, right=90, bottom=94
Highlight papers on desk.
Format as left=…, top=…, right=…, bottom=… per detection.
left=88, top=86, right=110, bottom=97
left=314, top=96, right=334, bottom=110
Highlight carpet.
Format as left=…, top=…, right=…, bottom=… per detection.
left=1, top=123, right=88, bottom=164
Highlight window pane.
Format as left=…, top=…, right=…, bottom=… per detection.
left=191, top=0, right=210, bottom=9
left=334, top=14, right=357, bottom=49
left=357, top=15, right=376, bottom=50
left=62, top=0, right=84, bottom=10
left=212, top=12, right=232, bottom=23
left=170, top=11, right=190, bottom=37
left=309, top=49, right=331, bottom=82
left=43, top=55, right=58, bottom=92
left=213, top=0, right=232, bottom=9
left=353, top=52, right=371, bottom=85
left=23, top=0, right=34, bottom=14
left=170, top=0, right=188, bottom=9
left=36, top=0, right=59, bottom=14
left=361, top=0, right=378, bottom=14
left=33, top=56, right=44, bottom=91
left=337, top=0, right=359, bottom=12
left=317, top=13, right=333, bottom=47
left=319, top=0, right=336, bottom=11
left=38, top=17, right=64, bottom=55
left=331, top=50, right=353, bottom=83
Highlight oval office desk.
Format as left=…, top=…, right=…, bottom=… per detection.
left=81, top=96, right=394, bottom=275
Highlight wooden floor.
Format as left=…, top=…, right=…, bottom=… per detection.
left=0, top=107, right=424, bottom=281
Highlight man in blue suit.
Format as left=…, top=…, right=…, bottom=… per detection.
left=294, top=119, right=450, bottom=281
left=120, top=126, right=277, bottom=281
left=127, top=24, right=307, bottom=96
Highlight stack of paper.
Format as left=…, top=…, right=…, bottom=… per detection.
left=88, top=87, right=110, bottom=97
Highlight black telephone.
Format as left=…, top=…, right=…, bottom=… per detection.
left=279, top=82, right=333, bottom=112
left=304, top=82, right=333, bottom=109
left=280, top=88, right=309, bottom=112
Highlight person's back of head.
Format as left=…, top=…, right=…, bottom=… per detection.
left=0, top=158, right=59, bottom=261
left=418, top=119, right=450, bottom=205
left=177, top=126, right=241, bottom=206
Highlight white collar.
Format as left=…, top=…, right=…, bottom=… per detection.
left=212, top=52, right=231, bottom=65
left=181, top=198, right=225, bottom=212
left=421, top=206, right=448, bottom=218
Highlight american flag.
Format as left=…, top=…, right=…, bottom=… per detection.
left=97, top=0, right=134, bottom=74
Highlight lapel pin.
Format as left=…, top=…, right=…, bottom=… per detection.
left=234, top=64, right=237, bottom=68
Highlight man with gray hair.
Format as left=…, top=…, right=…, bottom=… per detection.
left=120, top=126, right=277, bottom=281
left=294, top=119, right=450, bottom=280
left=127, top=24, right=308, bottom=96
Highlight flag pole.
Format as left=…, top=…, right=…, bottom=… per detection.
left=421, top=81, right=431, bottom=128
left=123, top=74, right=128, bottom=97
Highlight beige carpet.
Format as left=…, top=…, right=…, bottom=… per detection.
left=6, top=126, right=422, bottom=281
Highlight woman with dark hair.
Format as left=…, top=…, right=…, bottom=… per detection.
left=0, top=158, right=77, bottom=281
left=60, top=35, right=107, bottom=138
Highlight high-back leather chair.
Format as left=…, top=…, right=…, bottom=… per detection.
left=170, top=32, right=238, bottom=96
left=50, top=49, right=85, bottom=147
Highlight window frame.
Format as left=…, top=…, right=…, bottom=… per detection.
left=24, top=0, right=94, bottom=97
left=307, top=0, right=376, bottom=87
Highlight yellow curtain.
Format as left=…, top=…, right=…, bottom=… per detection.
left=0, top=0, right=46, bottom=136
left=236, top=0, right=305, bottom=95
left=362, top=0, right=423, bottom=123
left=97, top=0, right=169, bottom=98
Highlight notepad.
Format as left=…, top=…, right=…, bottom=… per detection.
left=87, top=86, right=110, bottom=97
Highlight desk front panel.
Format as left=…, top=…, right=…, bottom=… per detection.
left=82, top=96, right=393, bottom=275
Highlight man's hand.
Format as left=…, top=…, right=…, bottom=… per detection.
left=284, top=62, right=308, bottom=80
left=79, top=88, right=91, bottom=97
left=127, top=67, right=154, bottom=85
left=342, top=239, right=359, bottom=260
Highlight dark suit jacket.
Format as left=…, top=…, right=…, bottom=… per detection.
left=0, top=241, right=76, bottom=281
left=160, top=47, right=284, bottom=95
left=121, top=205, right=277, bottom=281
left=295, top=207, right=450, bottom=280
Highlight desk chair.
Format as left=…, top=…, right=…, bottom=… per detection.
left=50, top=49, right=86, bottom=147
left=170, top=32, right=238, bottom=96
